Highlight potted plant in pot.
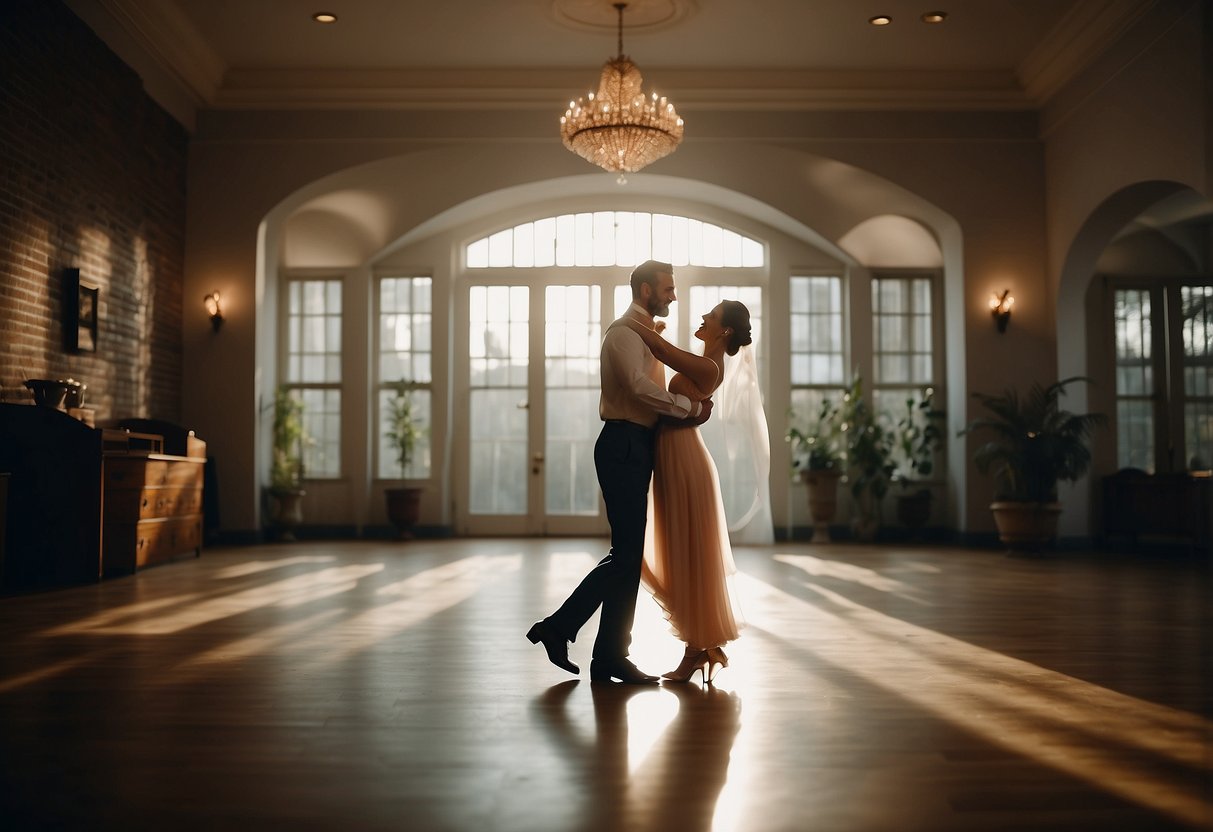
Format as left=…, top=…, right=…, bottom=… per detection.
left=891, top=388, right=945, bottom=533
left=384, top=380, right=426, bottom=539
left=960, top=376, right=1105, bottom=553
left=268, top=386, right=307, bottom=541
left=837, top=373, right=895, bottom=541
left=787, top=396, right=843, bottom=542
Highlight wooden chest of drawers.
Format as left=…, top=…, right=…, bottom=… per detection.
left=103, top=453, right=205, bottom=575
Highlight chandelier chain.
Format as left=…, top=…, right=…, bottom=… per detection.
left=615, top=3, right=625, bottom=57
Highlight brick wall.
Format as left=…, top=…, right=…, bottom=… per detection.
left=0, top=0, right=187, bottom=421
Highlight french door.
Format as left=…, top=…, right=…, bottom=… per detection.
left=455, top=271, right=767, bottom=535
left=457, top=277, right=613, bottom=534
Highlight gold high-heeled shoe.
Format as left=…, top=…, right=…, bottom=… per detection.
left=705, top=646, right=729, bottom=684
left=661, top=649, right=709, bottom=684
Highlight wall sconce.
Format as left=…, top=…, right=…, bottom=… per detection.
left=204, top=291, right=224, bottom=332
left=989, top=289, right=1014, bottom=333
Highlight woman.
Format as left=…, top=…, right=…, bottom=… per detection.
left=623, top=300, right=754, bottom=684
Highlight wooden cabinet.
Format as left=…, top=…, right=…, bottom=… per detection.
left=102, top=452, right=206, bottom=574
left=0, top=404, right=104, bottom=588
left=0, top=404, right=207, bottom=588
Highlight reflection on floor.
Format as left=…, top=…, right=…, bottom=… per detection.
left=0, top=539, right=1209, bottom=831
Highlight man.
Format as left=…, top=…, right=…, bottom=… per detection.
left=527, top=260, right=712, bottom=684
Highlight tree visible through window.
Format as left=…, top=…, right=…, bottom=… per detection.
left=1112, top=282, right=1213, bottom=473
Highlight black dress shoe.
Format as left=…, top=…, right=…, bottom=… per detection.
left=527, top=621, right=579, bottom=675
left=590, top=658, right=659, bottom=684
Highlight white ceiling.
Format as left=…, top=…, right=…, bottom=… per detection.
left=171, top=0, right=1072, bottom=72
left=70, top=0, right=1160, bottom=118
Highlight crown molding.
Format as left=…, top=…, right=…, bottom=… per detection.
left=66, top=0, right=226, bottom=129
left=1017, top=0, right=1160, bottom=104
left=215, top=68, right=1030, bottom=112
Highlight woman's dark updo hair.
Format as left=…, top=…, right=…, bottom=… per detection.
left=720, top=300, right=753, bottom=356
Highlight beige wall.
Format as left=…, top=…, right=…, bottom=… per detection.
left=183, top=3, right=1210, bottom=538
left=184, top=117, right=1049, bottom=535
left=1046, top=0, right=1209, bottom=535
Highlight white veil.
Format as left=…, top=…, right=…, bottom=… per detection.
left=699, top=344, right=775, bottom=544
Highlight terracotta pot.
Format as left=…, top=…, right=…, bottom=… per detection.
left=386, top=487, right=423, bottom=539
left=990, top=501, right=1062, bottom=552
left=268, top=488, right=306, bottom=541
left=802, top=468, right=841, bottom=543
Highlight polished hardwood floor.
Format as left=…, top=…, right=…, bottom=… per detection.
left=0, top=539, right=1210, bottom=831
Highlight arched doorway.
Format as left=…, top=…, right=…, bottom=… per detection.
left=1057, top=181, right=1213, bottom=537
left=243, top=150, right=964, bottom=538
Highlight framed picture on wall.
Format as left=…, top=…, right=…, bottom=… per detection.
left=63, top=268, right=99, bottom=353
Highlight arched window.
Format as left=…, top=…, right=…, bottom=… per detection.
left=466, top=212, right=764, bottom=268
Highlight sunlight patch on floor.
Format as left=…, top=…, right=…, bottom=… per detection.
left=211, top=555, right=338, bottom=579
left=48, top=564, right=384, bottom=635
left=292, top=555, right=523, bottom=668
left=773, top=552, right=931, bottom=603
left=0, top=652, right=98, bottom=694
left=735, top=567, right=1213, bottom=827
left=171, top=608, right=346, bottom=674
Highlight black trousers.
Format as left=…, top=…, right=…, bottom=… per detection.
left=547, top=420, right=654, bottom=661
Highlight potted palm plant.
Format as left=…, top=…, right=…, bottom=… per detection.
left=787, top=396, right=843, bottom=542
left=384, top=380, right=426, bottom=539
left=891, top=388, right=945, bottom=532
left=960, top=376, right=1105, bottom=552
left=837, top=373, right=895, bottom=541
left=268, top=386, right=307, bottom=541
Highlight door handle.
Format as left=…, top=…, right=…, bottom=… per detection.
left=532, top=452, right=543, bottom=475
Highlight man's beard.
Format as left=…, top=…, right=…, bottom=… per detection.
left=647, top=297, right=670, bottom=318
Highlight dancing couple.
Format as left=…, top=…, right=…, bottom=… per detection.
left=528, top=259, right=756, bottom=684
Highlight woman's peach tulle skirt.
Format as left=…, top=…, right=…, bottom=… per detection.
left=642, top=425, right=744, bottom=649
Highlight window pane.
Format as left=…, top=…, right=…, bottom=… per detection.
left=470, top=388, right=527, bottom=514
left=377, top=277, right=434, bottom=479
left=463, top=213, right=765, bottom=269
left=1185, top=401, right=1213, bottom=470
left=575, top=213, right=593, bottom=266
left=377, top=388, right=432, bottom=479
left=297, top=387, right=341, bottom=478
left=873, top=275, right=933, bottom=388
left=1182, top=286, right=1213, bottom=469
left=488, top=229, right=512, bottom=267
left=1117, top=399, right=1154, bottom=472
left=286, top=278, right=342, bottom=384
left=593, top=212, right=615, bottom=266
left=790, top=275, right=844, bottom=387
left=1114, top=288, right=1154, bottom=471
left=534, top=217, right=557, bottom=267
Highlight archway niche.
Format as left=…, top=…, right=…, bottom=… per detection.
left=250, top=146, right=963, bottom=533
left=1057, top=181, right=1213, bottom=538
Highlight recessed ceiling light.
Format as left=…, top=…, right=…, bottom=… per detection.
left=921, top=11, right=947, bottom=24
left=312, top=12, right=337, bottom=24
left=869, top=15, right=892, bottom=26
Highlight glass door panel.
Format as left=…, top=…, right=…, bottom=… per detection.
left=462, top=279, right=610, bottom=535
left=544, top=285, right=604, bottom=533
left=468, top=286, right=529, bottom=523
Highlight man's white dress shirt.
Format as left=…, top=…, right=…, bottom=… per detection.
left=599, top=303, right=699, bottom=428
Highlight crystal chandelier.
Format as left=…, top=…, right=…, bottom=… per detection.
left=560, top=2, right=684, bottom=182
